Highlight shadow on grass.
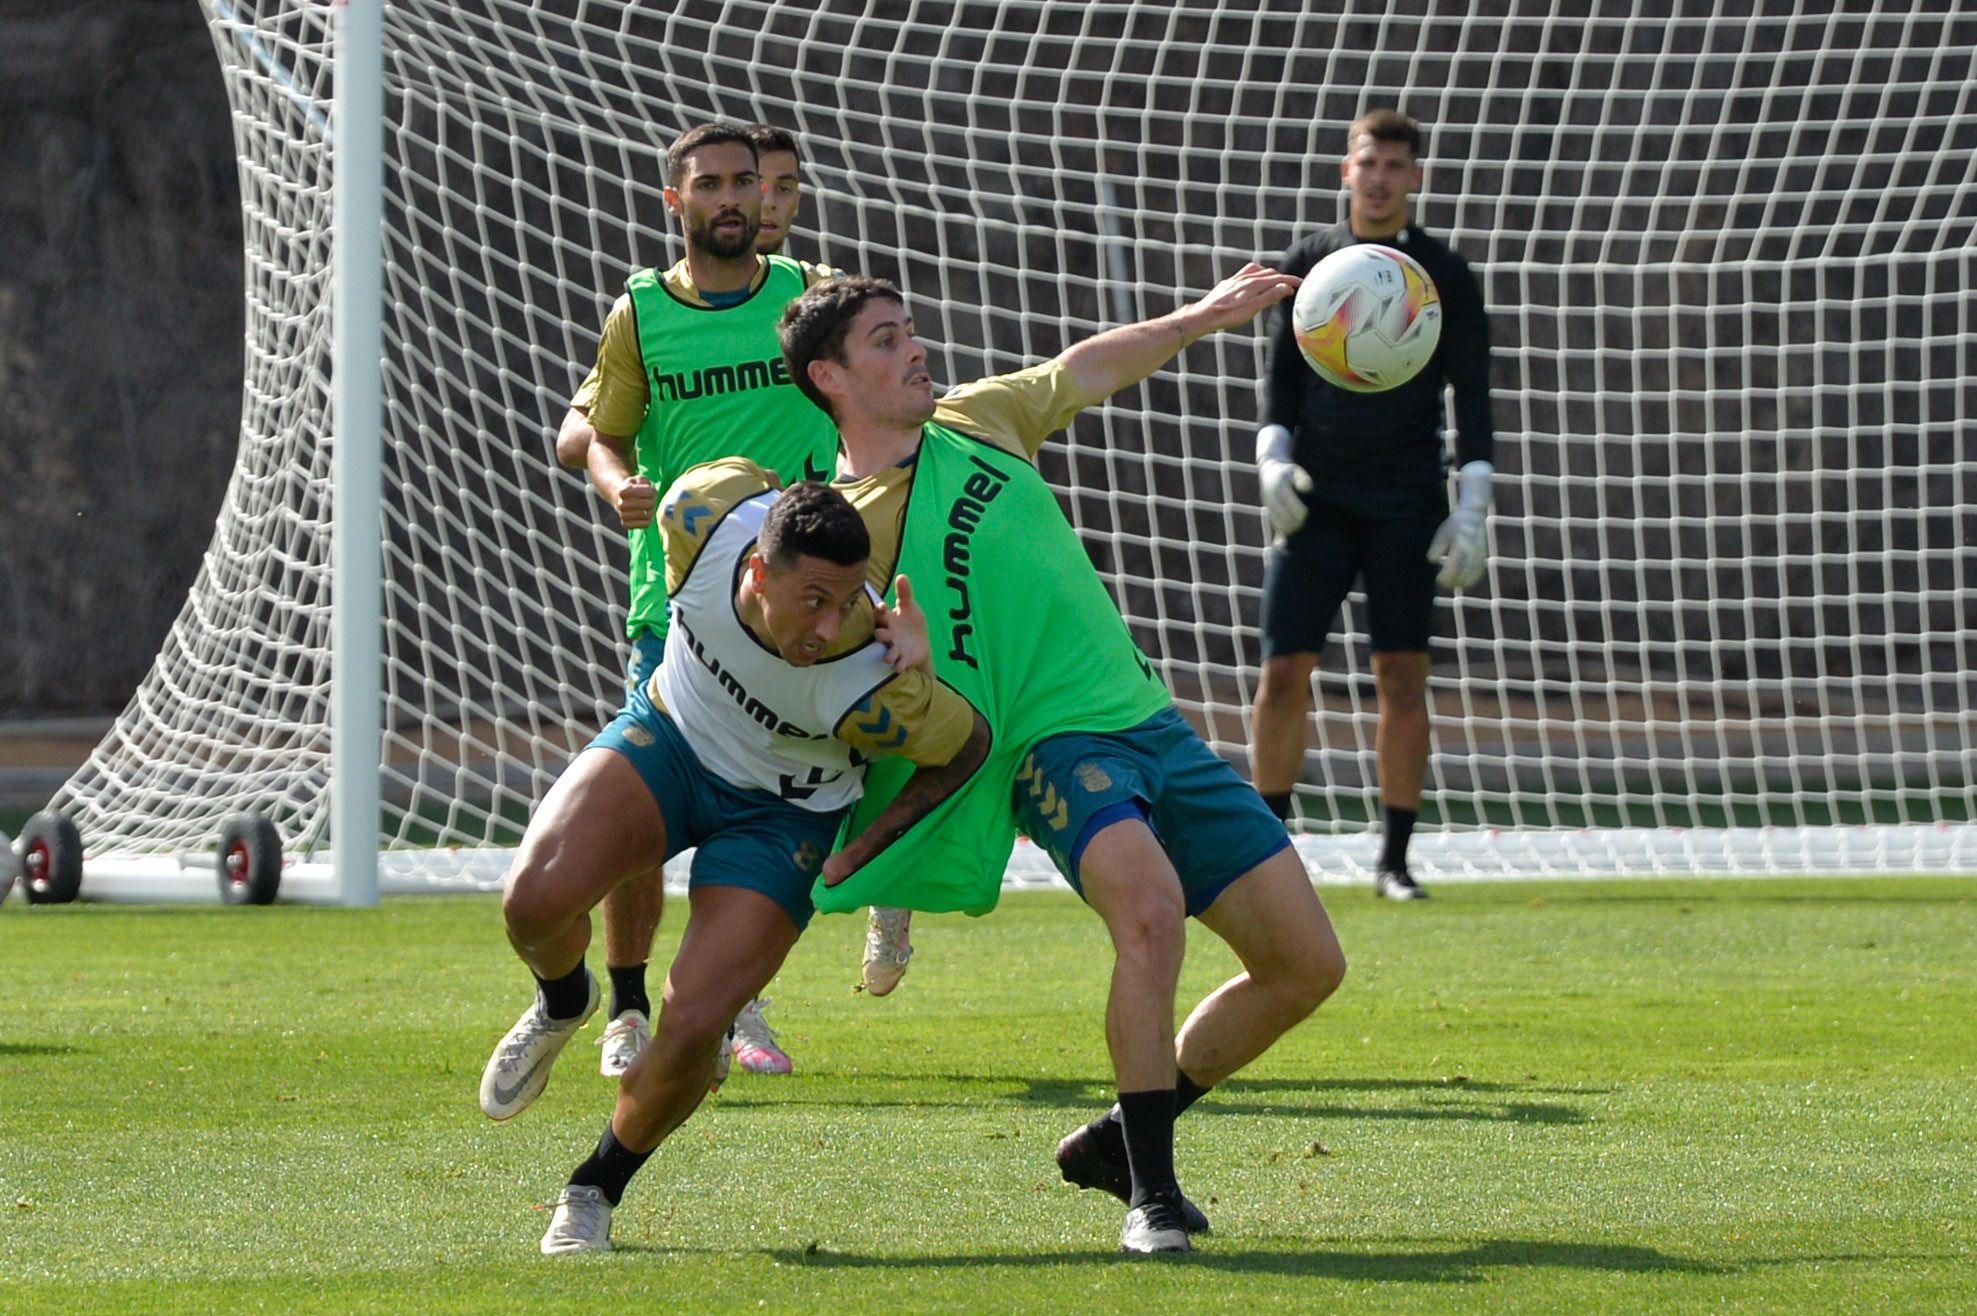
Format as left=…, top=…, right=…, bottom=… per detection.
left=0, top=1042, right=82, bottom=1057
left=719, top=1074, right=1601, bottom=1126
left=762, top=1236, right=1717, bottom=1280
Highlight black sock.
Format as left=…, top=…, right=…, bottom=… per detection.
left=1261, top=790, right=1293, bottom=821
left=1116, top=1088, right=1179, bottom=1208
left=567, top=1123, right=652, bottom=1207
left=1381, top=805, right=1419, bottom=871
left=534, top=962, right=592, bottom=1020
left=607, top=962, right=650, bottom=1020
left=1093, top=1068, right=1212, bottom=1153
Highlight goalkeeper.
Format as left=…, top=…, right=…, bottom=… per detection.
left=1250, top=108, right=1499, bottom=901
left=778, top=267, right=1347, bottom=1257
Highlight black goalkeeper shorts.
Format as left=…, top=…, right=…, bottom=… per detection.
left=1260, top=482, right=1446, bottom=658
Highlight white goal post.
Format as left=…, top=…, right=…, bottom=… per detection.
left=45, top=0, right=1977, bottom=902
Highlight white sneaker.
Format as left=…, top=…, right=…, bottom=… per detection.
left=540, top=1183, right=612, bottom=1254
left=862, top=907, right=914, bottom=996
left=730, top=998, right=792, bottom=1074
left=595, top=1009, right=651, bottom=1078
left=479, top=969, right=599, bottom=1120
left=1375, top=865, right=1429, bottom=901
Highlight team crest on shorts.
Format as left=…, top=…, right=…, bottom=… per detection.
left=622, top=724, right=655, bottom=748
left=1075, top=761, right=1113, bottom=793
left=792, top=841, right=822, bottom=875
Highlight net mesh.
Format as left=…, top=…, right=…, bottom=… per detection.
left=53, top=0, right=1977, bottom=885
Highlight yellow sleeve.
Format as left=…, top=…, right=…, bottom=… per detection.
left=836, top=675, right=976, bottom=768
left=658, top=457, right=777, bottom=595
left=568, top=363, right=601, bottom=414
left=929, top=360, right=1087, bottom=460
left=588, top=295, right=649, bottom=439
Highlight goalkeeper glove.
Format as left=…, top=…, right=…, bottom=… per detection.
left=1255, top=424, right=1312, bottom=538
left=1427, top=460, right=1493, bottom=590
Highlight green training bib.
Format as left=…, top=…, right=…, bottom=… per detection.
left=623, top=256, right=838, bottom=640
left=816, top=423, right=1170, bottom=915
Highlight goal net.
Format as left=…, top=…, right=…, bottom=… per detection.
left=50, top=0, right=1977, bottom=898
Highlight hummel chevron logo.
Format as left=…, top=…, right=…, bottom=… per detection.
left=1019, top=763, right=1069, bottom=830
left=853, top=703, right=908, bottom=749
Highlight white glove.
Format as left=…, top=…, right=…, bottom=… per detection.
left=1427, top=460, right=1492, bottom=589
left=1255, top=424, right=1312, bottom=538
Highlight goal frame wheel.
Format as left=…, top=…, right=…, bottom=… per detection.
left=18, top=810, right=84, bottom=905
left=216, top=813, right=282, bottom=906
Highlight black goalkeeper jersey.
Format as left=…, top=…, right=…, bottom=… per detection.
left=1261, top=221, right=1495, bottom=490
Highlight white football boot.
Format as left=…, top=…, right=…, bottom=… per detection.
left=861, top=907, right=914, bottom=996
left=595, top=1009, right=651, bottom=1078
left=540, top=1183, right=612, bottom=1254
left=479, top=969, right=600, bottom=1119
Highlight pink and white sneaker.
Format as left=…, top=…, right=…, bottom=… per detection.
left=729, top=997, right=792, bottom=1074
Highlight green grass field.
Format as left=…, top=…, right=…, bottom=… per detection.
left=1, top=878, right=1972, bottom=1312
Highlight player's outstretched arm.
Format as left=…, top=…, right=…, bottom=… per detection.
left=1057, top=262, right=1300, bottom=407
left=871, top=576, right=928, bottom=675
left=821, top=708, right=991, bottom=886
left=585, top=428, right=656, bottom=531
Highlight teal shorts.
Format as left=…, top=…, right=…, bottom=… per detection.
left=1013, top=707, right=1292, bottom=918
left=589, top=683, right=842, bottom=930
left=620, top=630, right=665, bottom=709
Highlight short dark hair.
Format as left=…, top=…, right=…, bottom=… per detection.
left=746, top=123, right=801, bottom=161
left=1347, top=108, right=1423, bottom=159
left=778, top=277, right=906, bottom=420
left=665, top=122, right=758, bottom=187
left=758, top=480, right=869, bottom=571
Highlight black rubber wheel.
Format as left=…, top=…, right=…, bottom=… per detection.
left=216, top=813, right=282, bottom=905
left=19, top=810, right=84, bottom=905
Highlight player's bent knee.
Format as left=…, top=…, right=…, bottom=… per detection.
left=1111, top=903, right=1187, bottom=974
left=1298, top=937, right=1348, bottom=1011
left=500, top=865, right=577, bottom=942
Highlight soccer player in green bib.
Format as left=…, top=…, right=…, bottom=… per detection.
left=552, top=123, right=848, bottom=1083
left=779, top=267, right=1349, bottom=1256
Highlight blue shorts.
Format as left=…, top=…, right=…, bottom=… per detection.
left=1012, top=707, right=1292, bottom=917
left=588, top=681, right=843, bottom=930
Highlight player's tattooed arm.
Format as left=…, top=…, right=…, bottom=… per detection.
left=821, top=708, right=990, bottom=885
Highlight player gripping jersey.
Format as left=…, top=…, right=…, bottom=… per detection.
left=633, top=456, right=973, bottom=817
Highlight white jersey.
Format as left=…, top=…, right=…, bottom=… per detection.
left=654, top=489, right=891, bottom=812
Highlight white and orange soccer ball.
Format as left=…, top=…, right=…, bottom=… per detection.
left=1291, top=244, right=1442, bottom=393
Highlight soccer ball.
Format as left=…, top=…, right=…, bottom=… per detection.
left=1291, top=244, right=1442, bottom=392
